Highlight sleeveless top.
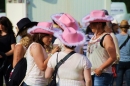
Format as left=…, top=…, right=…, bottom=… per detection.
left=87, top=33, right=112, bottom=75
left=24, top=42, right=48, bottom=86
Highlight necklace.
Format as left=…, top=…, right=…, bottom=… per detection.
left=93, top=31, right=105, bottom=39
left=44, top=45, right=53, bottom=54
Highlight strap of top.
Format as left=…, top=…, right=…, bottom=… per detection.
left=100, top=34, right=110, bottom=48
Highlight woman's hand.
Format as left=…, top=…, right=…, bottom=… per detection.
left=0, top=55, right=2, bottom=58
left=51, top=46, right=60, bottom=54
left=94, top=68, right=103, bottom=76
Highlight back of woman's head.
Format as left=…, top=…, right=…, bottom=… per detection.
left=19, top=27, right=31, bottom=38
left=0, top=16, right=14, bottom=34
left=119, top=20, right=129, bottom=32
left=20, top=34, right=31, bottom=48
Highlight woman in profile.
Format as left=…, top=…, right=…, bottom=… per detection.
left=22, top=22, right=60, bottom=86
left=82, top=10, right=117, bottom=86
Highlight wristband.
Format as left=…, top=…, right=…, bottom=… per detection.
left=99, top=68, right=103, bottom=72
left=48, top=53, right=53, bottom=57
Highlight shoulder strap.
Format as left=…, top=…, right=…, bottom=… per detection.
left=100, top=34, right=109, bottom=48
left=119, top=35, right=130, bottom=49
left=52, top=51, right=75, bottom=79
left=19, top=62, right=35, bottom=86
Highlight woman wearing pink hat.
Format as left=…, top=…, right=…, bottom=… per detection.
left=45, top=26, right=92, bottom=86
left=82, top=10, right=117, bottom=86
left=51, top=13, right=83, bottom=54
left=22, top=22, right=60, bottom=86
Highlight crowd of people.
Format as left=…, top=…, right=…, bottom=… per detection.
left=0, top=9, right=130, bottom=86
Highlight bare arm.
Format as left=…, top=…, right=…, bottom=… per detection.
left=94, top=35, right=117, bottom=75
left=45, top=67, right=54, bottom=79
left=5, top=43, right=15, bottom=56
left=30, top=43, right=51, bottom=71
left=13, top=44, right=25, bottom=68
left=84, top=68, right=92, bottom=86
left=80, top=48, right=83, bottom=54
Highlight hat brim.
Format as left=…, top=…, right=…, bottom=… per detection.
left=16, top=22, right=38, bottom=36
left=27, top=26, right=61, bottom=35
left=54, top=30, right=86, bottom=47
left=82, top=14, right=113, bottom=26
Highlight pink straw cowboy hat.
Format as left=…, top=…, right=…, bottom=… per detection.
left=82, top=10, right=113, bottom=26
left=51, top=13, right=80, bottom=30
left=27, top=22, right=60, bottom=35
left=54, top=27, right=86, bottom=47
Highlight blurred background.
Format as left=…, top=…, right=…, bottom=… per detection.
left=0, top=0, right=130, bottom=32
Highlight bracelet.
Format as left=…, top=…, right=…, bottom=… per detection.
left=99, top=68, right=103, bottom=72
left=48, top=53, right=53, bottom=57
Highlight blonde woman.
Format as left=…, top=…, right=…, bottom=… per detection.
left=116, top=20, right=130, bottom=86
left=13, top=18, right=38, bottom=68
left=8, top=18, right=38, bottom=86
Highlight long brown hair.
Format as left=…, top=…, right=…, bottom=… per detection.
left=31, top=33, right=51, bottom=48
left=0, top=16, right=14, bottom=35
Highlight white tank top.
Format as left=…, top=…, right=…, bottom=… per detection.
left=24, top=42, right=48, bottom=86
left=87, top=33, right=112, bottom=75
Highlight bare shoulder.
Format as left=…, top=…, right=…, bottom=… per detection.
left=103, top=34, right=115, bottom=48
left=15, top=43, right=24, bottom=50
left=30, top=43, right=41, bottom=48
left=30, top=43, right=43, bottom=52
left=104, top=34, right=113, bottom=41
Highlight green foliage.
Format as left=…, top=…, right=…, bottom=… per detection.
left=0, top=0, right=5, bottom=12
left=112, top=0, right=130, bottom=13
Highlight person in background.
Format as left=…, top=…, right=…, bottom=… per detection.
left=82, top=10, right=116, bottom=86
left=83, top=26, right=94, bottom=56
left=0, top=16, right=16, bottom=86
left=111, top=19, right=119, bottom=35
left=45, top=23, right=92, bottom=86
left=13, top=17, right=38, bottom=68
left=51, top=23, right=58, bottom=44
left=52, top=13, right=83, bottom=54
left=7, top=17, right=38, bottom=86
left=116, top=20, right=130, bottom=86
left=22, top=22, right=60, bottom=86
left=102, top=9, right=120, bottom=86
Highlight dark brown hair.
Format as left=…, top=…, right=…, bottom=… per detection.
left=64, top=45, right=76, bottom=50
left=0, top=16, right=14, bottom=35
left=31, top=33, right=50, bottom=48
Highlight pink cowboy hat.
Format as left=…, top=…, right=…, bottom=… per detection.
left=54, top=27, right=86, bottom=46
left=82, top=10, right=113, bottom=26
left=51, top=13, right=80, bottom=30
left=27, top=22, right=60, bottom=35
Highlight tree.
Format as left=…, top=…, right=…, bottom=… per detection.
left=0, top=0, right=5, bottom=12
